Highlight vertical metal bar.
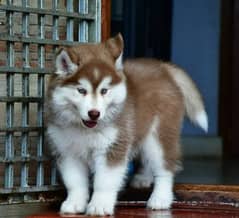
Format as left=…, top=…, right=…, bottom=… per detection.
left=21, top=0, right=30, bottom=188
left=79, top=0, right=89, bottom=42
left=87, top=0, right=101, bottom=42
left=36, top=73, right=44, bottom=186
left=37, top=0, right=45, bottom=187
left=5, top=0, right=14, bottom=189
left=95, top=0, right=101, bottom=42
left=5, top=71, right=14, bottom=189
left=53, top=0, right=59, bottom=41
left=66, top=0, right=74, bottom=41
left=50, top=161, right=57, bottom=186
left=50, top=0, right=59, bottom=186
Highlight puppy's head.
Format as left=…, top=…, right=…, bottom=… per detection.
left=49, top=34, right=127, bottom=128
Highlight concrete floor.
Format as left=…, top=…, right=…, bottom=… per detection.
left=176, top=157, right=239, bottom=185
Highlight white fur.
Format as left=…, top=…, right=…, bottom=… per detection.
left=195, top=110, right=208, bottom=132
left=87, top=155, right=127, bottom=216
left=147, top=171, right=174, bottom=210
left=51, top=76, right=127, bottom=126
left=97, top=77, right=112, bottom=90
left=139, top=117, right=174, bottom=209
left=55, top=50, right=78, bottom=75
left=130, top=169, right=153, bottom=188
left=58, top=157, right=89, bottom=214
left=115, top=52, right=123, bottom=70
left=48, top=125, right=118, bottom=160
left=167, top=65, right=208, bottom=132
left=93, top=68, right=100, bottom=80
left=130, top=154, right=153, bottom=188
left=78, top=78, right=93, bottom=93
left=109, top=81, right=127, bottom=104
left=48, top=124, right=122, bottom=215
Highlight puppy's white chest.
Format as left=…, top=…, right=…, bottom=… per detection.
left=48, top=125, right=118, bottom=160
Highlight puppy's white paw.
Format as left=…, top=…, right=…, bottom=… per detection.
left=147, top=192, right=173, bottom=210
left=86, top=201, right=114, bottom=216
left=86, top=192, right=115, bottom=216
left=130, top=173, right=153, bottom=188
left=60, top=197, right=87, bottom=214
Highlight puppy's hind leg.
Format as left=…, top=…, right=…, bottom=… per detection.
left=140, top=117, right=175, bottom=210
left=147, top=169, right=174, bottom=210
left=130, top=158, right=153, bottom=189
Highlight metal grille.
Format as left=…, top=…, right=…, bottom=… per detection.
left=0, top=0, right=101, bottom=204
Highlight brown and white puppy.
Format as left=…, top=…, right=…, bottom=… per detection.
left=45, top=34, right=208, bottom=216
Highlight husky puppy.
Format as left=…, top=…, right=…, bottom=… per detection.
left=45, top=34, right=208, bottom=216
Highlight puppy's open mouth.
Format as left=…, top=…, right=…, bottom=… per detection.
left=82, top=120, right=98, bottom=128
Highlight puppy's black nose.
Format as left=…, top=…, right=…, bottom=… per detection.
left=88, top=110, right=100, bottom=120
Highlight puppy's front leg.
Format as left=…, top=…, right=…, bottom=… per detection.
left=58, top=157, right=89, bottom=214
left=87, top=156, right=127, bottom=216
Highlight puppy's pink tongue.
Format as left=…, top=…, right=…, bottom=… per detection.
left=83, top=120, right=97, bottom=128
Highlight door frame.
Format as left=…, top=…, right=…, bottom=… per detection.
left=220, top=0, right=239, bottom=157
left=101, top=0, right=111, bottom=41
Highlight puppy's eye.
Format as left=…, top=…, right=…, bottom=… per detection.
left=77, top=88, right=87, bottom=95
left=101, top=88, right=108, bottom=95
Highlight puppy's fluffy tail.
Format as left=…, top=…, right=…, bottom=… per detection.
left=167, top=64, right=208, bottom=132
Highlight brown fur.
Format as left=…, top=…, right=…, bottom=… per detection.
left=120, top=59, right=184, bottom=172
left=63, top=61, right=122, bottom=90
left=106, top=92, right=135, bottom=165
left=47, top=35, right=124, bottom=95
left=58, top=34, right=123, bottom=70
left=105, top=58, right=185, bottom=172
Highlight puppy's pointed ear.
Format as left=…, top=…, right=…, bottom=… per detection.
left=105, top=33, right=124, bottom=70
left=55, top=48, right=78, bottom=76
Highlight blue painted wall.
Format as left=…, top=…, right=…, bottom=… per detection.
left=171, top=0, right=221, bottom=135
